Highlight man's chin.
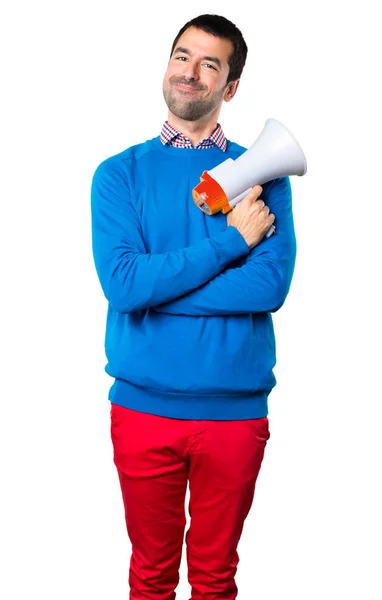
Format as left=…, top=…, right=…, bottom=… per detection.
left=169, top=110, right=202, bottom=122
left=169, top=100, right=206, bottom=120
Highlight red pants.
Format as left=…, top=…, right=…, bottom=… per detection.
left=110, top=402, right=270, bottom=600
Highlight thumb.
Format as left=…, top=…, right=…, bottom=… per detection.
left=242, top=189, right=257, bottom=206
left=251, top=184, right=263, bottom=199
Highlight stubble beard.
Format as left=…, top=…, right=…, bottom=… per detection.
left=163, top=79, right=226, bottom=122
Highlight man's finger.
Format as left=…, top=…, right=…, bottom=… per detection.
left=251, top=185, right=263, bottom=198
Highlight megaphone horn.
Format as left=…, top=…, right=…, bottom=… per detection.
left=192, top=118, right=307, bottom=216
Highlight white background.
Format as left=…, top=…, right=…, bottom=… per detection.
left=1, top=1, right=381, bottom=598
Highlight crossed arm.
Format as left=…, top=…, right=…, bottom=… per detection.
left=153, top=176, right=297, bottom=316
left=91, top=159, right=296, bottom=315
left=91, top=159, right=250, bottom=313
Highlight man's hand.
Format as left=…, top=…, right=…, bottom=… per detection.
left=226, top=185, right=275, bottom=249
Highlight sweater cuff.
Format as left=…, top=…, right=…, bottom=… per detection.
left=213, top=225, right=250, bottom=263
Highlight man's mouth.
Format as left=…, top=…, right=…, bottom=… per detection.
left=170, top=78, right=206, bottom=93
left=174, top=83, right=202, bottom=93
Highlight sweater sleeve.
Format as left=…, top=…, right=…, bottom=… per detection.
left=154, top=177, right=297, bottom=315
left=90, top=158, right=250, bottom=313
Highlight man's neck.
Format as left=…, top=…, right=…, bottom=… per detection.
left=167, top=113, right=219, bottom=148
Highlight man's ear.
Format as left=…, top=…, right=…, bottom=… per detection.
left=224, top=79, right=240, bottom=103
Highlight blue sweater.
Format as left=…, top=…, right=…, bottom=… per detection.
left=91, top=136, right=296, bottom=420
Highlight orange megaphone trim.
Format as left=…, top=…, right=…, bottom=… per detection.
left=192, top=171, right=230, bottom=215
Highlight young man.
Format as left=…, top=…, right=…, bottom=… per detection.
left=91, top=14, right=296, bottom=600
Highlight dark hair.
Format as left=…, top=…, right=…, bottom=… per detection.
left=170, top=14, right=248, bottom=84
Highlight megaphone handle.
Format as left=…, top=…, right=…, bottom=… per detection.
left=266, top=224, right=276, bottom=238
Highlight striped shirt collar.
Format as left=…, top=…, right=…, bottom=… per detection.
left=160, top=121, right=227, bottom=151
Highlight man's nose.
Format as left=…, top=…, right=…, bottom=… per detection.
left=181, top=61, right=200, bottom=81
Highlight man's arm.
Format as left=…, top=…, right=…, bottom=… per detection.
left=90, top=158, right=250, bottom=313
left=154, top=177, right=296, bottom=315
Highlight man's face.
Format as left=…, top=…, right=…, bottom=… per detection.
left=163, top=26, right=235, bottom=122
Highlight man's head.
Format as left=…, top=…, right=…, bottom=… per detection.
left=163, top=14, right=248, bottom=123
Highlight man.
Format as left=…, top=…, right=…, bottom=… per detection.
left=91, top=13, right=296, bottom=600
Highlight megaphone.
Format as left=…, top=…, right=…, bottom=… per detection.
left=192, top=119, right=307, bottom=226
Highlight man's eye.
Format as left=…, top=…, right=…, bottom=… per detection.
left=175, top=56, right=187, bottom=61
left=203, top=63, right=216, bottom=70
